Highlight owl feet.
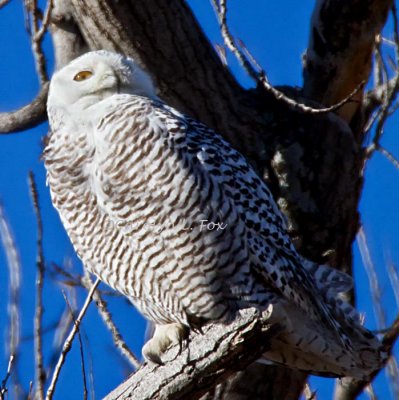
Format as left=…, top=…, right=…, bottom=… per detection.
left=142, top=323, right=188, bottom=364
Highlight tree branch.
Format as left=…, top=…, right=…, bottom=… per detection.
left=29, top=172, right=46, bottom=400
left=0, top=83, right=49, bottom=134
left=45, top=278, right=100, bottom=400
left=104, top=307, right=282, bottom=400
left=303, top=0, right=392, bottom=127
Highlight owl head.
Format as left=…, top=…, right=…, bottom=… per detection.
left=47, top=51, right=157, bottom=127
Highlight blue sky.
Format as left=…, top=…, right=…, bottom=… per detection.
left=0, top=1, right=398, bottom=399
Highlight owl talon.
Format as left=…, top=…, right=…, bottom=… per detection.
left=142, top=323, right=188, bottom=364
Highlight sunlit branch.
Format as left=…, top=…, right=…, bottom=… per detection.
left=83, top=272, right=141, bottom=370
left=62, top=291, right=88, bottom=400
left=0, top=203, right=22, bottom=398
left=0, top=355, right=14, bottom=400
left=45, top=278, right=100, bottom=400
left=0, top=82, right=48, bottom=134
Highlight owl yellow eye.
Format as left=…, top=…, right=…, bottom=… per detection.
left=73, top=70, right=93, bottom=81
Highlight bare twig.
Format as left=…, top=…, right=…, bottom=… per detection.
left=0, top=82, right=49, bottom=133
left=45, top=278, right=100, bottom=400
left=83, top=331, right=96, bottom=400
left=62, top=291, right=88, bottom=400
left=24, top=0, right=53, bottom=84
left=365, top=384, right=377, bottom=400
left=0, top=0, right=9, bottom=8
left=357, top=227, right=386, bottom=329
left=35, top=0, right=54, bottom=42
left=378, top=146, right=399, bottom=169
left=383, top=314, right=399, bottom=350
left=365, top=5, right=399, bottom=159
left=0, top=203, right=22, bottom=398
left=46, top=295, right=75, bottom=376
left=388, top=262, right=399, bottom=307
left=303, top=382, right=317, bottom=400
left=82, top=273, right=141, bottom=370
left=0, top=355, right=14, bottom=400
left=211, top=0, right=364, bottom=115
left=29, top=172, right=46, bottom=400
left=358, top=228, right=399, bottom=395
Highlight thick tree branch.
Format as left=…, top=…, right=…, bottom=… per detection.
left=104, top=308, right=282, bottom=400
left=0, top=83, right=49, bottom=134
left=51, top=0, right=88, bottom=69
left=303, top=0, right=392, bottom=127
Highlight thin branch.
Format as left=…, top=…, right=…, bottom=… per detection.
left=0, top=82, right=49, bottom=134
left=0, top=202, right=22, bottom=398
left=62, top=291, right=88, bottom=400
left=0, top=0, right=9, bottom=8
left=0, top=204, right=21, bottom=354
left=357, top=227, right=387, bottom=329
left=211, top=0, right=364, bottom=115
left=45, top=278, right=100, bottom=400
left=358, top=228, right=399, bottom=396
left=383, top=314, right=399, bottom=350
left=303, top=383, right=317, bottom=400
left=82, top=273, right=141, bottom=370
left=388, top=262, right=399, bottom=307
left=0, top=355, right=14, bottom=400
left=46, top=293, right=75, bottom=376
left=378, top=146, right=399, bottom=169
left=29, top=172, right=45, bottom=400
left=24, top=0, right=53, bottom=84
left=35, top=0, right=54, bottom=42
left=365, top=4, right=399, bottom=159
left=365, top=384, right=377, bottom=400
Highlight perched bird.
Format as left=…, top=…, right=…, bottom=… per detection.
left=44, top=50, right=385, bottom=377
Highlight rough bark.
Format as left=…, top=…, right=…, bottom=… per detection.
left=0, top=83, right=49, bottom=134
left=103, top=308, right=282, bottom=400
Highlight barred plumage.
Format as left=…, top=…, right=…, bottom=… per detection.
left=45, top=50, right=386, bottom=377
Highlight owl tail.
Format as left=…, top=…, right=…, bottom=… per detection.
left=262, top=300, right=387, bottom=379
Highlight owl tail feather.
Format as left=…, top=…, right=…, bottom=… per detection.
left=261, top=302, right=387, bottom=379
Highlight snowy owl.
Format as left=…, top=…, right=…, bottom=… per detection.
left=44, top=50, right=385, bottom=377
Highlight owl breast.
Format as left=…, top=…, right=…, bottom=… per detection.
left=44, top=95, right=263, bottom=327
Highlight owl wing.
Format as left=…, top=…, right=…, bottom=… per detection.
left=155, top=101, right=355, bottom=348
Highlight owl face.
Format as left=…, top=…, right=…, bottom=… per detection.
left=47, top=51, right=156, bottom=119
